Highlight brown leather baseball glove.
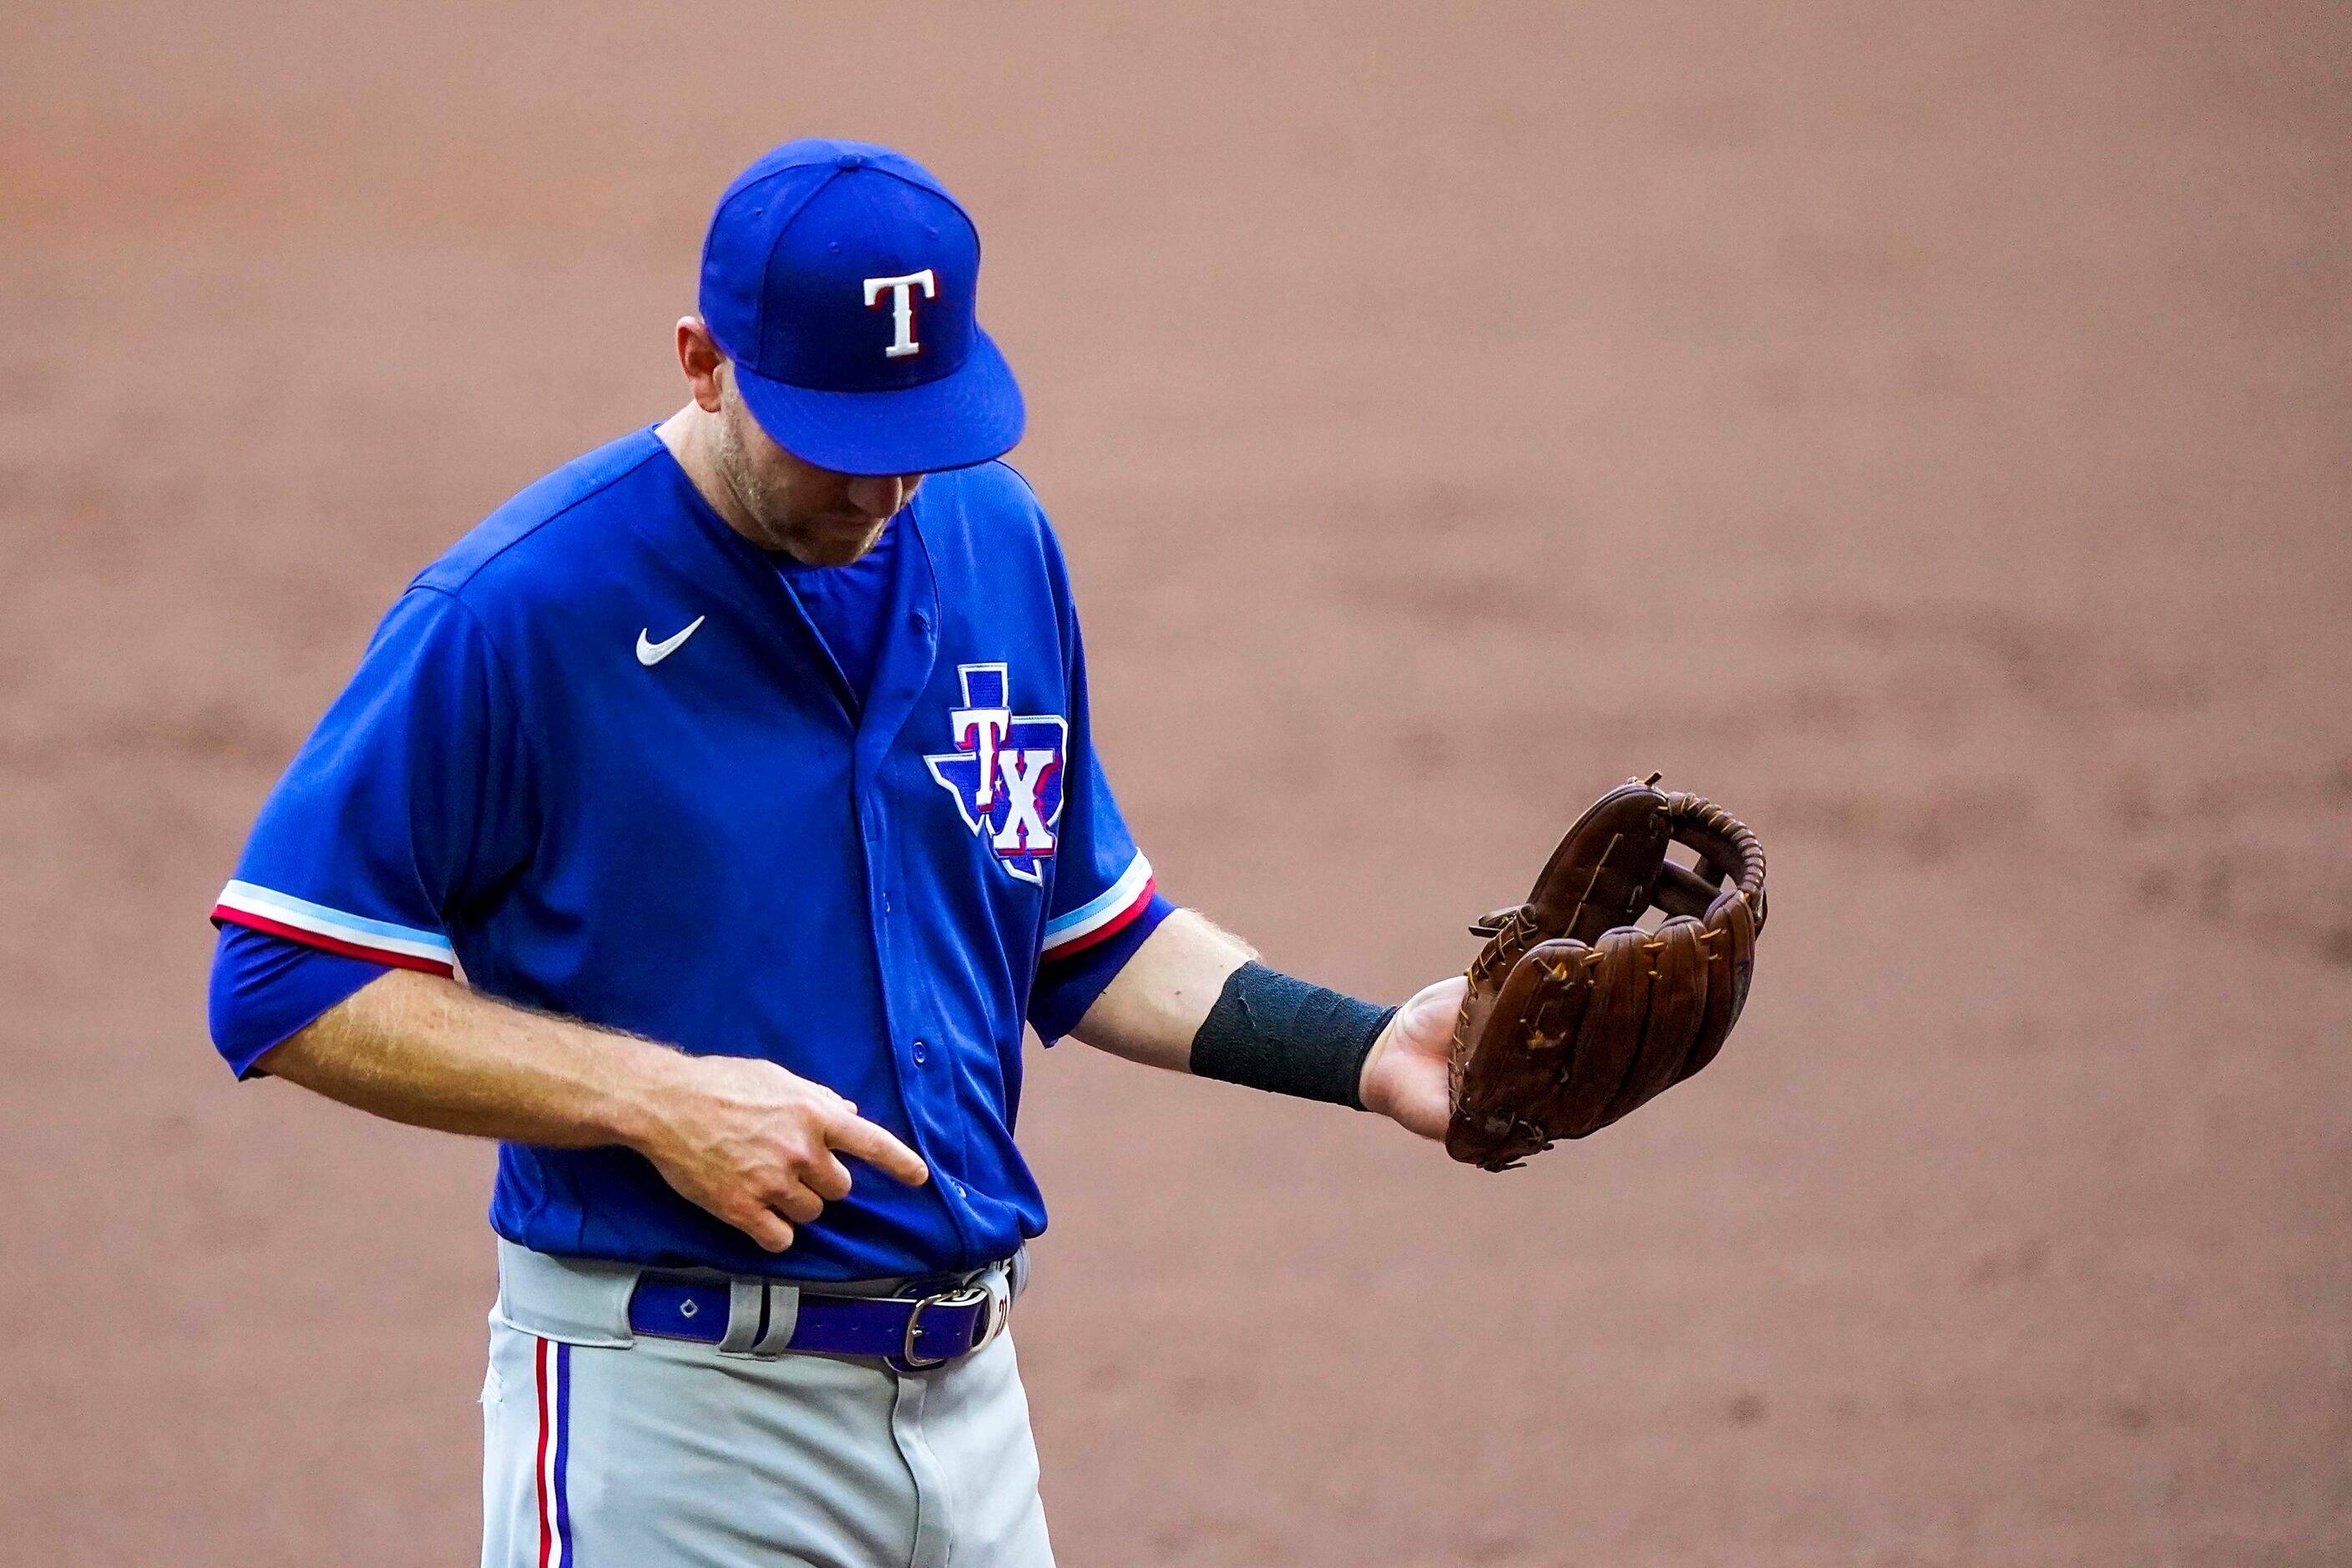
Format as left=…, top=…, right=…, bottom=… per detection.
left=1445, top=776, right=1768, bottom=1171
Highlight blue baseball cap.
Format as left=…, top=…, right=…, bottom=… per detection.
left=698, top=139, right=1025, bottom=476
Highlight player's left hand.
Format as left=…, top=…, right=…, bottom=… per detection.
left=1358, top=975, right=1468, bottom=1141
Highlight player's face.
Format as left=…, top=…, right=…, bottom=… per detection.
left=713, top=369, right=923, bottom=567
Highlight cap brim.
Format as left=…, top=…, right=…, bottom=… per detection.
left=731, top=326, right=1025, bottom=477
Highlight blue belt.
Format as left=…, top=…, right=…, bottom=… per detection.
left=629, top=1272, right=1000, bottom=1372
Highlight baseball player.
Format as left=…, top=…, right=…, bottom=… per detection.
left=206, top=139, right=1467, bottom=1568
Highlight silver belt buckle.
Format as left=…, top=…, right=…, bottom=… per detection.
left=893, top=1283, right=994, bottom=1371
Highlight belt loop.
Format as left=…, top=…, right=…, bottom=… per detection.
left=1009, top=1244, right=1032, bottom=1302
left=716, top=1277, right=766, bottom=1356
left=752, top=1282, right=800, bottom=1357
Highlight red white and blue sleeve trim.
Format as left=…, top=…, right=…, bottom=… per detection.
left=210, top=880, right=457, bottom=976
left=1040, top=851, right=1156, bottom=961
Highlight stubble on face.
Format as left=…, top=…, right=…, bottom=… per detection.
left=710, top=374, right=904, bottom=566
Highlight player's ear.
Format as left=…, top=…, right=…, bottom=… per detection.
left=676, top=316, right=726, bottom=413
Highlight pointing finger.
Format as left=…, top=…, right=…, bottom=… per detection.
left=825, top=1111, right=930, bottom=1187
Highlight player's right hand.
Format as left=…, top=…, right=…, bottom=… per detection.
left=630, top=1054, right=930, bottom=1252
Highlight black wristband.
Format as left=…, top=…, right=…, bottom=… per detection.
left=1188, top=962, right=1398, bottom=1111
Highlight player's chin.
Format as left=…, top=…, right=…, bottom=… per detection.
left=790, top=519, right=887, bottom=566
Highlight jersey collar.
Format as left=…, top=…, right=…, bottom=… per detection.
left=631, top=430, right=943, bottom=781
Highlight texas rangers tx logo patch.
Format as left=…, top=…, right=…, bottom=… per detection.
left=923, top=663, right=1068, bottom=885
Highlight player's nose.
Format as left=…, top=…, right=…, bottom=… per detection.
left=843, top=473, right=919, bottom=521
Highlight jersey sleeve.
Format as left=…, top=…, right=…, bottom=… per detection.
left=210, top=586, right=537, bottom=994
left=1025, top=594, right=1163, bottom=1040
left=208, top=922, right=390, bottom=1078
left=1027, top=888, right=1175, bottom=1044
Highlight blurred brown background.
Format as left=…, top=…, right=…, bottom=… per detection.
left=3, top=3, right=2347, bottom=1564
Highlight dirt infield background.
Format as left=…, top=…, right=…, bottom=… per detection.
left=3, top=3, right=2347, bottom=1563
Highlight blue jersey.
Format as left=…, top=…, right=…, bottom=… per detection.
left=210, top=428, right=1161, bottom=1280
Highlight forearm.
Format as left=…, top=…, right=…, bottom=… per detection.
left=254, top=968, right=927, bottom=1253
left=1069, top=907, right=1401, bottom=1112
left=255, top=968, right=680, bottom=1150
left=1066, top=908, right=1253, bottom=1071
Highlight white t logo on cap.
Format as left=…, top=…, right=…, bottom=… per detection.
left=862, top=269, right=938, bottom=359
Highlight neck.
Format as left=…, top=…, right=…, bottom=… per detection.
left=655, top=404, right=761, bottom=544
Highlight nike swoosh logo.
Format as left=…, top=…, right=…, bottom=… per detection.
left=636, top=615, right=706, bottom=667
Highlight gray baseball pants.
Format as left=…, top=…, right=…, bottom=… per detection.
left=481, top=1239, right=1055, bottom=1568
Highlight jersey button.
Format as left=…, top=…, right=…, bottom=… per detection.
left=912, top=1039, right=928, bottom=1065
